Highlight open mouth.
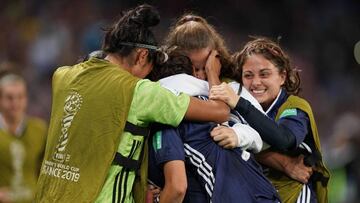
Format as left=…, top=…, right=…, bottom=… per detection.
left=251, top=89, right=266, bottom=95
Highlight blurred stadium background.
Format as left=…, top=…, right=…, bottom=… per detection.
left=1, top=0, right=359, bottom=202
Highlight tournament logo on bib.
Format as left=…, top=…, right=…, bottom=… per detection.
left=41, top=91, right=83, bottom=182
left=53, top=91, right=83, bottom=163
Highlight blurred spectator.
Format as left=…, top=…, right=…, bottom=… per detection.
left=324, top=112, right=360, bottom=203
left=0, top=72, right=47, bottom=203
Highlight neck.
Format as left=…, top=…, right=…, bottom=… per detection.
left=261, top=103, right=271, bottom=112
left=263, top=89, right=283, bottom=114
left=2, top=114, right=23, bottom=135
left=105, top=53, right=131, bottom=72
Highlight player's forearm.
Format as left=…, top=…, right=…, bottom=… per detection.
left=255, top=150, right=288, bottom=172
left=206, top=68, right=221, bottom=89
left=234, top=98, right=296, bottom=150
left=160, top=161, right=187, bottom=203
left=186, top=97, right=230, bottom=123
left=159, top=187, right=186, bottom=203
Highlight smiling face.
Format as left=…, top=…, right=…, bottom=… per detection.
left=242, top=54, right=286, bottom=110
left=187, top=47, right=211, bottom=80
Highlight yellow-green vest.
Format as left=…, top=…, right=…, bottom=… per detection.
left=35, top=57, right=140, bottom=202
left=267, top=95, right=330, bottom=203
left=0, top=118, right=47, bottom=203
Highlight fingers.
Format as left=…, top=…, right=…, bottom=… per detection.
left=285, top=154, right=315, bottom=184
left=210, top=125, right=229, bottom=138
left=210, top=83, right=239, bottom=108
left=299, top=167, right=312, bottom=184
left=211, top=126, right=238, bottom=149
left=209, top=50, right=219, bottom=58
left=211, top=130, right=228, bottom=142
left=300, top=176, right=308, bottom=184
left=209, top=83, right=229, bottom=99
left=293, top=170, right=310, bottom=184
left=217, top=137, right=237, bottom=149
left=205, top=50, right=221, bottom=75
left=218, top=138, right=231, bottom=147
left=209, top=92, right=227, bottom=101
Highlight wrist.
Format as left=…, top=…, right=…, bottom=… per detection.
left=230, top=95, right=240, bottom=109
left=205, top=66, right=219, bottom=77
left=281, top=157, right=292, bottom=172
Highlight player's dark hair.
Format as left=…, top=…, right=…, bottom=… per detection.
left=147, top=47, right=193, bottom=81
left=102, top=4, right=160, bottom=64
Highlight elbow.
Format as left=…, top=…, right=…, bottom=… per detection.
left=174, top=181, right=187, bottom=197
left=217, top=111, right=230, bottom=123
left=166, top=180, right=187, bottom=199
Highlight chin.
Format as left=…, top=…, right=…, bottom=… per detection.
left=253, top=95, right=263, bottom=102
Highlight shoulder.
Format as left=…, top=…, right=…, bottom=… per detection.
left=26, top=117, right=47, bottom=132
left=285, top=95, right=312, bottom=112
left=53, top=66, right=71, bottom=78
left=135, top=79, right=158, bottom=89
left=135, top=79, right=185, bottom=98
left=277, top=95, right=313, bottom=120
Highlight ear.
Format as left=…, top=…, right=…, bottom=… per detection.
left=280, top=70, right=287, bottom=86
left=135, top=48, right=149, bottom=66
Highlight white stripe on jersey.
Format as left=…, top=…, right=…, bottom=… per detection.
left=296, top=184, right=311, bottom=203
left=184, top=143, right=215, bottom=197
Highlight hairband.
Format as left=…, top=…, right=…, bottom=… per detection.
left=119, top=42, right=169, bottom=63
left=118, top=42, right=158, bottom=51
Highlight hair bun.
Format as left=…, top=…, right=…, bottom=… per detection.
left=176, top=14, right=204, bottom=26
left=130, top=4, right=160, bottom=28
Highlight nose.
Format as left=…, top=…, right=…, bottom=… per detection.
left=252, top=75, right=262, bottom=86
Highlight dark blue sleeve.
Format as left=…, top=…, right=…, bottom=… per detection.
left=151, top=127, right=185, bottom=166
left=234, top=97, right=296, bottom=150
left=277, top=109, right=309, bottom=148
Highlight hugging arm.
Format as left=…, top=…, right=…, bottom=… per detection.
left=210, top=83, right=296, bottom=150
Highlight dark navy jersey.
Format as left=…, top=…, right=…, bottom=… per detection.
left=266, top=89, right=317, bottom=203
left=266, top=89, right=311, bottom=148
left=148, top=121, right=280, bottom=203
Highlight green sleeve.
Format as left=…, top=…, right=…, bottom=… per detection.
left=127, top=79, right=190, bottom=127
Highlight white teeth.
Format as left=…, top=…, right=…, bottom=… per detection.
left=252, top=90, right=265, bottom=94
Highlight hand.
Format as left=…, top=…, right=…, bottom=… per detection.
left=209, top=82, right=240, bottom=108
left=211, top=125, right=238, bottom=149
left=283, top=155, right=313, bottom=184
left=205, top=50, right=221, bottom=78
left=146, top=184, right=161, bottom=203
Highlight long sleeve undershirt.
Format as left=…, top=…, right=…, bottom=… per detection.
left=234, top=97, right=296, bottom=151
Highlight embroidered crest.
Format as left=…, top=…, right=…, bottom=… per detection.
left=280, top=108, right=297, bottom=118
left=152, top=131, right=162, bottom=151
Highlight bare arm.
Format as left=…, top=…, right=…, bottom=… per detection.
left=160, top=160, right=187, bottom=203
left=185, top=97, right=229, bottom=123
left=210, top=83, right=296, bottom=150
left=255, top=150, right=313, bottom=184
